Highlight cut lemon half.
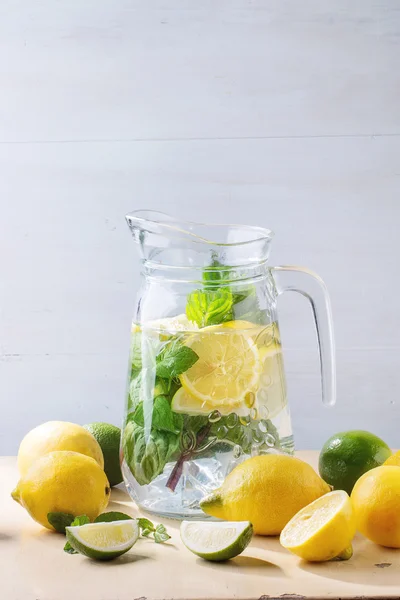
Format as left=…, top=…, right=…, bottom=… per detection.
left=180, top=520, right=253, bottom=562
left=280, top=490, right=356, bottom=562
left=66, top=519, right=139, bottom=561
left=180, top=330, right=261, bottom=409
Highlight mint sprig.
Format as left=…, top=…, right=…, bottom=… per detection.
left=156, top=340, right=198, bottom=380
left=137, top=518, right=171, bottom=543
left=47, top=512, right=75, bottom=533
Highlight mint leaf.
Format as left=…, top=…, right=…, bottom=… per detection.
left=132, top=396, right=183, bottom=435
left=123, top=420, right=180, bottom=486
left=141, top=528, right=153, bottom=537
left=156, top=341, right=198, bottom=380
left=137, top=518, right=155, bottom=532
left=47, top=512, right=74, bottom=533
left=154, top=524, right=171, bottom=543
left=94, top=512, right=132, bottom=523
left=186, top=288, right=233, bottom=327
left=70, top=515, right=91, bottom=527
left=63, top=541, right=78, bottom=554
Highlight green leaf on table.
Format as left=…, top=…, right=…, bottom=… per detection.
left=63, top=542, right=78, bottom=554
left=94, top=512, right=132, bottom=523
left=154, top=530, right=171, bottom=544
left=47, top=512, right=75, bottom=533
left=137, top=518, right=155, bottom=532
left=156, top=340, right=198, bottom=380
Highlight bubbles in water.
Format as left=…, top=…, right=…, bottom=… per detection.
left=257, top=388, right=269, bottom=404
left=182, top=430, right=196, bottom=452
left=225, top=413, right=238, bottom=429
left=265, top=433, right=276, bottom=447
left=260, top=373, right=272, bottom=388
left=233, top=445, right=242, bottom=459
left=239, top=415, right=251, bottom=427
left=250, top=407, right=258, bottom=420
left=208, top=410, right=222, bottom=423
left=215, top=425, right=228, bottom=439
left=258, top=420, right=268, bottom=433
left=252, top=428, right=264, bottom=444
left=259, top=404, right=269, bottom=419
left=244, top=392, right=255, bottom=408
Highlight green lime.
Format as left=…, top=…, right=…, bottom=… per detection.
left=66, top=519, right=139, bottom=561
left=180, top=520, right=253, bottom=562
left=83, top=423, right=123, bottom=487
left=319, top=430, right=392, bottom=494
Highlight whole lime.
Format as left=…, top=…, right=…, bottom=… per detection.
left=84, top=423, right=123, bottom=487
left=319, top=430, right=391, bottom=494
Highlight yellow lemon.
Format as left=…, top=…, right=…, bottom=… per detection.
left=180, top=329, right=261, bottom=410
left=12, top=451, right=110, bottom=530
left=351, top=465, right=400, bottom=548
left=17, top=421, right=104, bottom=476
left=200, top=454, right=330, bottom=535
left=384, top=450, right=400, bottom=466
left=280, top=490, right=356, bottom=561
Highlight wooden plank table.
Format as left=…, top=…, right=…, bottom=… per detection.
left=1, top=452, right=399, bottom=600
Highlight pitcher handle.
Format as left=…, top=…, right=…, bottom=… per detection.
left=271, top=266, right=336, bottom=407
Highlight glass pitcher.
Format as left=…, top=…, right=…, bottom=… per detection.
left=122, top=210, right=335, bottom=519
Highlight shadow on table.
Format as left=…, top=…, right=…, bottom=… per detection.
left=298, top=537, right=400, bottom=586
left=196, top=554, right=284, bottom=576
left=250, top=535, right=289, bottom=554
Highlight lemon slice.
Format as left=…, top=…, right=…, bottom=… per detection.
left=280, top=490, right=356, bottom=562
left=180, top=520, right=253, bottom=562
left=66, top=520, right=139, bottom=561
left=256, top=345, right=286, bottom=419
left=171, top=387, right=247, bottom=417
left=180, top=329, right=261, bottom=409
left=171, top=387, right=215, bottom=416
left=219, top=320, right=281, bottom=348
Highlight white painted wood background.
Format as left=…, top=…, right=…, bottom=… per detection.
left=0, top=0, right=399, bottom=454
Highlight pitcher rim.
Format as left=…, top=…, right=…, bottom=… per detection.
left=126, top=209, right=274, bottom=247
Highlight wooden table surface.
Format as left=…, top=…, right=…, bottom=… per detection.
left=1, top=452, right=399, bottom=600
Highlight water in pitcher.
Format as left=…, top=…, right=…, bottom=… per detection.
left=121, top=316, right=293, bottom=519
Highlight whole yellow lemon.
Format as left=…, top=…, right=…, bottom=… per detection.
left=200, top=454, right=330, bottom=535
left=351, top=465, right=400, bottom=548
left=17, top=421, right=104, bottom=476
left=12, top=451, right=110, bottom=530
left=384, top=450, right=400, bottom=467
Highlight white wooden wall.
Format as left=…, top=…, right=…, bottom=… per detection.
left=1, top=0, right=399, bottom=453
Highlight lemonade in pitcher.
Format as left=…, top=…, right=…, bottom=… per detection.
left=122, top=211, right=335, bottom=519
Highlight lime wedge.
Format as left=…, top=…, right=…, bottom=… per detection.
left=180, top=520, right=253, bottom=562
left=66, top=519, right=139, bottom=561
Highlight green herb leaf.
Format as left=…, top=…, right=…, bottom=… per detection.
left=63, top=542, right=78, bottom=554
left=141, top=528, right=153, bottom=537
left=186, top=289, right=233, bottom=327
left=94, top=512, right=132, bottom=523
left=122, top=421, right=180, bottom=486
left=156, top=341, right=199, bottom=380
left=47, top=512, right=74, bottom=533
left=70, top=515, right=91, bottom=527
left=137, top=518, right=155, bottom=532
left=132, top=396, right=183, bottom=435
left=154, top=526, right=171, bottom=544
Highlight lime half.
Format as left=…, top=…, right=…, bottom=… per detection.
left=66, top=519, right=139, bottom=561
left=180, top=520, right=253, bottom=562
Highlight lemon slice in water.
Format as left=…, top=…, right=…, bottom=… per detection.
left=180, top=329, right=261, bottom=409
